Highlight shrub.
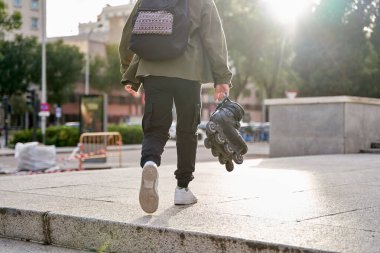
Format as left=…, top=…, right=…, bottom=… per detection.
left=11, top=126, right=80, bottom=147
left=108, top=124, right=143, bottom=144
left=11, top=129, right=34, bottom=145
left=11, top=124, right=143, bottom=147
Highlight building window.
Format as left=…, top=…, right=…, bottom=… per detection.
left=31, top=17, right=38, bottom=30
left=13, top=0, right=22, bottom=7
left=31, top=0, right=39, bottom=10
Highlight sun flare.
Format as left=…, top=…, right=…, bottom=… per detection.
left=264, top=0, right=319, bottom=25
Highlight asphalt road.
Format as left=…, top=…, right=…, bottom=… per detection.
left=0, top=141, right=268, bottom=173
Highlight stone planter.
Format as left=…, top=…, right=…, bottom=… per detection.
left=265, top=96, right=380, bottom=157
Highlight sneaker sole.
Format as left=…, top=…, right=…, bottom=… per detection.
left=174, top=199, right=198, bottom=205
left=174, top=189, right=198, bottom=205
left=139, top=164, right=159, bottom=213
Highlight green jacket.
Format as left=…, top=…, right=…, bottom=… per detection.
left=119, top=0, right=232, bottom=89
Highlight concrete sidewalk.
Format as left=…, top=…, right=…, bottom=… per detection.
left=1, top=154, right=380, bottom=252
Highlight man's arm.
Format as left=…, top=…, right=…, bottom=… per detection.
left=119, top=1, right=140, bottom=75
left=199, top=0, right=232, bottom=87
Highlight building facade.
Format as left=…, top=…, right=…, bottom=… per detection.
left=49, top=2, right=141, bottom=125
left=78, top=2, right=135, bottom=45
left=2, top=0, right=43, bottom=41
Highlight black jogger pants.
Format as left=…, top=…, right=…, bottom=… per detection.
left=140, top=76, right=201, bottom=188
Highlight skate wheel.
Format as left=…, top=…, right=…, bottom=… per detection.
left=218, top=155, right=227, bottom=165
left=225, top=161, right=234, bottom=172
left=211, top=148, right=219, bottom=157
left=233, top=153, right=244, bottom=164
left=204, top=138, right=211, bottom=149
left=224, top=143, right=234, bottom=155
left=215, top=133, right=226, bottom=144
left=206, top=121, right=217, bottom=134
left=241, top=145, right=248, bottom=155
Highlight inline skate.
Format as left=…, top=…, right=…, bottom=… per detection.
left=204, top=97, right=248, bottom=172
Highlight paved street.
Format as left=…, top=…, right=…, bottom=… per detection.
left=0, top=141, right=268, bottom=174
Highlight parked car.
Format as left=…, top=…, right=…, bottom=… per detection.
left=239, top=122, right=254, bottom=142
left=197, top=121, right=208, bottom=131
left=239, top=122, right=270, bottom=142
left=239, top=121, right=271, bottom=142
left=64, top=122, right=80, bottom=128
left=169, top=122, right=177, bottom=139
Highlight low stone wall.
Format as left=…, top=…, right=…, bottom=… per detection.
left=265, top=96, right=380, bottom=157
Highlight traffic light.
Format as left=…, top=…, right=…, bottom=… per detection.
left=26, top=89, right=36, bottom=106
left=25, top=89, right=38, bottom=141
left=2, top=96, right=9, bottom=146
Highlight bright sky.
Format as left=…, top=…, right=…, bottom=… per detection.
left=46, top=0, right=129, bottom=38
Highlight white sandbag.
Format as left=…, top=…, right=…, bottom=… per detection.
left=15, top=142, right=56, bottom=171
left=15, top=142, right=38, bottom=158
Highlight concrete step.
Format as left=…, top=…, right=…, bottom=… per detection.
left=0, top=207, right=327, bottom=253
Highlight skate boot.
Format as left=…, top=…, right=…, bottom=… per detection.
left=204, top=97, right=248, bottom=172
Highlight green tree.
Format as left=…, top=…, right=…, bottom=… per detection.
left=293, top=0, right=380, bottom=98
left=369, top=0, right=380, bottom=96
left=90, top=44, right=122, bottom=92
left=371, top=1, right=380, bottom=56
left=0, top=37, right=84, bottom=104
left=214, top=0, right=256, bottom=100
left=0, top=0, right=22, bottom=34
left=9, top=91, right=29, bottom=127
left=0, top=36, right=39, bottom=96
left=32, top=40, right=84, bottom=105
left=215, top=0, right=298, bottom=100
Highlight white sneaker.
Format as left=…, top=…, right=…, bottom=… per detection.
left=174, top=186, right=197, bottom=205
left=139, top=161, right=159, bottom=213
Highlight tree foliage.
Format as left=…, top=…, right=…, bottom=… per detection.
left=32, top=40, right=84, bottom=105
left=0, top=36, right=39, bottom=96
left=0, top=0, right=22, bottom=33
left=90, top=44, right=122, bottom=93
left=293, top=0, right=380, bottom=98
left=215, top=0, right=380, bottom=99
left=0, top=37, right=84, bottom=105
left=215, top=0, right=298, bottom=100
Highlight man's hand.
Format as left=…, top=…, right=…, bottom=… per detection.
left=214, top=84, right=230, bottom=101
left=124, top=84, right=139, bottom=97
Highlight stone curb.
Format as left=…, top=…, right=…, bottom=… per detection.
left=0, top=207, right=332, bottom=253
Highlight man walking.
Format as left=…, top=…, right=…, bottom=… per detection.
left=119, top=0, right=232, bottom=213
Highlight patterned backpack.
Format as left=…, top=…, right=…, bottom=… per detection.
left=129, top=0, right=191, bottom=61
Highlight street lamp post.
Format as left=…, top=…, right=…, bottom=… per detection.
left=2, top=96, right=9, bottom=147
left=85, top=24, right=102, bottom=95
left=85, top=36, right=90, bottom=95
left=85, top=29, right=95, bottom=95
left=41, top=0, right=47, bottom=144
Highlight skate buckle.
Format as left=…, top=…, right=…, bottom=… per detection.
left=214, top=96, right=231, bottom=112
